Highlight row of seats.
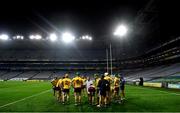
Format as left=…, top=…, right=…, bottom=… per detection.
left=125, top=63, right=180, bottom=82
left=0, top=63, right=179, bottom=81
left=0, top=70, right=104, bottom=80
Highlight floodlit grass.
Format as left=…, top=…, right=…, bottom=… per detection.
left=0, top=81, right=180, bottom=112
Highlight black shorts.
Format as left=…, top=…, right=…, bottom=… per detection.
left=63, top=89, right=70, bottom=93
left=100, top=90, right=106, bottom=97
left=74, top=88, right=82, bottom=93
left=120, top=86, right=125, bottom=90
left=53, top=87, right=60, bottom=91
left=106, top=86, right=110, bottom=91
left=82, top=85, right=86, bottom=89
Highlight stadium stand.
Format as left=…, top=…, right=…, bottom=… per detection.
left=125, top=63, right=180, bottom=82
left=11, top=71, right=39, bottom=80
left=0, top=71, right=7, bottom=76
left=31, top=71, right=53, bottom=79
left=0, top=37, right=179, bottom=81
left=0, top=71, right=23, bottom=81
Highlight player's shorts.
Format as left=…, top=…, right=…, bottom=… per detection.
left=106, top=86, right=110, bottom=92
left=63, top=89, right=70, bottom=93
left=82, top=85, right=86, bottom=89
left=53, top=86, right=60, bottom=91
left=100, top=90, right=106, bottom=97
left=120, top=85, right=125, bottom=90
left=74, top=88, right=82, bottom=93
left=114, top=87, right=119, bottom=93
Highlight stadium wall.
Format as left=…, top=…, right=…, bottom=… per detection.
left=131, top=81, right=180, bottom=90
left=143, top=82, right=162, bottom=88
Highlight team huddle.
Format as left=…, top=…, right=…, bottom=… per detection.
left=51, top=72, right=125, bottom=107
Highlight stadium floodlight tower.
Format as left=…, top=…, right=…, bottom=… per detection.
left=62, top=32, right=75, bottom=43
left=0, top=34, right=9, bottom=40
left=107, top=24, right=128, bottom=75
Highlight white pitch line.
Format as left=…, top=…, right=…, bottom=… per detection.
left=133, top=86, right=180, bottom=96
left=0, top=89, right=50, bottom=109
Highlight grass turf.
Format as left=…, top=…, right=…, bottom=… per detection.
left=0, top=81, right=180, bottom=112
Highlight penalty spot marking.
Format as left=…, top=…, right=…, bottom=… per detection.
left=0, top=89, right=50, bottom=109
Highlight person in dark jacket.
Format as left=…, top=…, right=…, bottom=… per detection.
left=139, top=77, right=144, bottom=86
left=97, top=75, right=110, bottom=107
left=120, top=76, right=125, bottom=100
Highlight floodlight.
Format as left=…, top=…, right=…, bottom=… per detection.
left=82, top=36, right=85, bottom=39
left=81, top=35, right=92, bottom=41
left=14, top=35, right=24, bottom=40
left=114, top=24, right=128, bottom=37
left=0, top=34, right=9, bottom=40
left=29, top=35, right=42, bottom=40
left=49, top=33, right=57, bottom=41
left=21, top=36, right=24, bottom=40
left=62, top=32, right=75, bottom=43
left=89, top=37, right=92, bottom=40
left=30, top=35, right=34, bottom=39
left=35, top=35, right=42, bottom=40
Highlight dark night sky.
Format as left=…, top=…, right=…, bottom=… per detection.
left=0, top=0, right=178, bottom=58
left=0, top=0, right=149, bottom=36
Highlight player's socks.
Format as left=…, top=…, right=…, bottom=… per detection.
left=97, top=104, right=101, bottom=107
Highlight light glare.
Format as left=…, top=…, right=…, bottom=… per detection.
left=29, top=35, right=42, bottom=40
left=49, top=33, right=57, bottom=41
left=13, top=35, right=24, bottom=40
left=0, top=34, right=9, bottom=40
left=114, top=25, right=128, bottom=37
left=80, top=35, right=92, bottom=41
left=62, top=32, right=75, bottom=43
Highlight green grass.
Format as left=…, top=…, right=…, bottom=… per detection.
left=0, top=81, right=180, bottom=112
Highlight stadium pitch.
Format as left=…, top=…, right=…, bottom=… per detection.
left=0, top=81, right=180, bottom=112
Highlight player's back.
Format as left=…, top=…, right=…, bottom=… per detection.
left=98, top=79, right=110, bottom=91
left=56, top=78, right=62, bottom=87
left=62, top=78, right=71, bottom=89
left=72, top=77, right=83, bottom=88
left=51, top=79, right=59, bottom=86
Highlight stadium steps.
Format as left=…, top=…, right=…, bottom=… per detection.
left=48, top=72, right=55, bottom=79
left=28, top=72, right=41, bottom=80
left=125, top=63, right=180, bottom=82
left=7, top=72, right=24, bottom=80
left=32, top=71, right=53, bottom=79
left=0, top=71, right=23, bottom=81
left=146, top=77, right=163, bottom=82
left=146, top=63, right=180, bottom=77
left=0, top=72, right=12, bottom=80
left=0, top=71, right=8, bottom=77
